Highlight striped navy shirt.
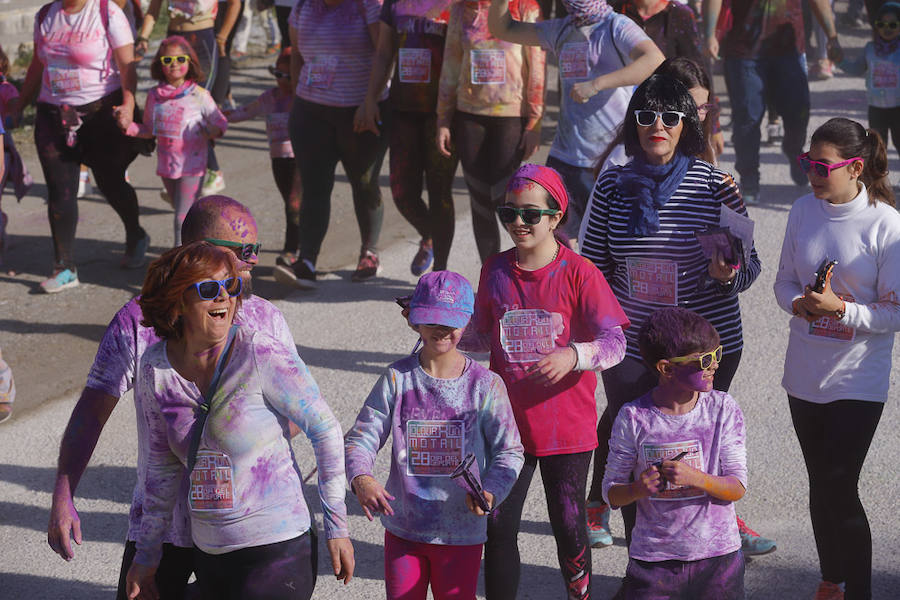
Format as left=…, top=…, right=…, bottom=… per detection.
left=580, top=160, right=761, bottom=358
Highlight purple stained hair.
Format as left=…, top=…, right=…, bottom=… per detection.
left=638, top=307, right=720, bottom=366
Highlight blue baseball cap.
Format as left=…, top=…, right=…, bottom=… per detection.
left=408, top=271, right=475, bottom=329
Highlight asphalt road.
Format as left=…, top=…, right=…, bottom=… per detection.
left=0, top=16, right=898, bottom=600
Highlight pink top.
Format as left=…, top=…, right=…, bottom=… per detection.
left=227, top=88, right=293, bottom=158
left=35, top=0, right=134, bottom=106
left=129, top=82, right=228, bottom=178
left=469, top=245, right=630, bottom=456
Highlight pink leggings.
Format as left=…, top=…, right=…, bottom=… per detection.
left=384, top=530, right=483, bottom=600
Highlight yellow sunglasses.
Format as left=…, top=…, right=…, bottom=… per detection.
left=160, top=55, right=190, bottom=66
left=668, top=345, right=723, bottom=370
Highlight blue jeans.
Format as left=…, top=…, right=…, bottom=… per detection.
left=723, top=54, right=809, bottom=192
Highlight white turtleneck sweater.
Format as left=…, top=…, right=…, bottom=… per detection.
left=774, top=185, right=900, bottom=403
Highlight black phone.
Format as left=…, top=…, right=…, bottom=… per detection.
left=812, top=259, right=837, bottom=294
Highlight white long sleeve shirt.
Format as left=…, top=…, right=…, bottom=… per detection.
left=774, top=186, right=900, bottom=403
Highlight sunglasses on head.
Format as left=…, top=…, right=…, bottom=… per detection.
left=267, top=66, right=290, bottom=79
left=192, top=276, right=242, bottom=300
left=496, top=205, right=559, bottom=225
left=796, top=152, right=863, bottom=178
left=160, top=55, right=190, bottom=66
left=668, top=345, right=723, bottom=370
left=875, top=20, right=900, bottom=29
left=204, top=238, right=261, bottom=260
left=634, top=110, right=686, bottom=128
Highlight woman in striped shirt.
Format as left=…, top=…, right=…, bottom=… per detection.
left=578, top=74, right=761, bottom=549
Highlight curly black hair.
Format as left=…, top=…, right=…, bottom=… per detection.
left=622, top=74, right=706, bottom=161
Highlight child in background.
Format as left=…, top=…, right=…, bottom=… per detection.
left=0, top=344, right=13, bottom=424
left=603, top=307, right=746, bottom=600
left=464, top=164, right=629, bottom=600
left=838, top=2, right=900, bottom=160
left=125, top=36, right=227, bottom=245
left=345, top=270, right=524, bottom=600
left=0, top=44, right=32, bottom=271
left=225, top=49, right=302, bottom=268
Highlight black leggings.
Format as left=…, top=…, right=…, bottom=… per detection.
left=586, top=350, right=742, bottom=541
left=116, top=541, right=194, bottom=600
left=453, top=111, right=525, bottom=262
left=390, top=110, right=458, bottom=271
left=212, top=1, right=244, bottom=104
left=867, top=105, right=900, bottom=160
left=275, top=6, right=292, bottom=49
left=194, top=530, right=318, bottom=600
left=34, top=90, right=145, bottom=272
left=272, top=156, right=303, bottom=255
left=485, top=451, right=592, bottom=600
left=289, top=97, right=388, bottom=264
left=789, top=396, right=884, bottom=600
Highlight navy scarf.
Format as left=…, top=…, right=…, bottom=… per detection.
left=617, top=152, right=694, bottom=236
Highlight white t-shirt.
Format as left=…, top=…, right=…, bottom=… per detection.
left=774, top=186, right=900, bottom=403
left=35, top=0, right=134, bottom=106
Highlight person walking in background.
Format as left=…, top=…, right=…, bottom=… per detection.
left=355, top=0, right=459, bottom=276
left=436, top=0, right=545, bottom=263
left=12, top=0, right=151, bottom=293
left=346, top=271, right=524, bottom=600
left=125, top=37, right=228, bottom=245
left=774, top=117, right=900, bottom=600
left=703, top=0, right=842, bottom=205
left=488, top=0, right=664, bottom=243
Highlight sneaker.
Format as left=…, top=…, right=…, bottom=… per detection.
left=266, top=43, right=280, bottom=55
left=274, top=257, right=318, bottom=290
left=201, top=170, right=226, bottom=196
left=740, top=182, right=760, bottom=206
left=766, top=120, right=784, bottom=146
left=813, top=581, right=844, bottom=600
left=410, top=239, right=434, bottom=276
left=121, top=233, right=150, bottom=270
left=352, top=250, right=382, bottom=282
left=0, top=403, right=11, bottom=424
left=77, top=174, right=91, bottom=198
left=810, top=59, right=834, bottom=81
left=275, top=253, right=297, bottom=269
left=737, top=516, right=776, bottom=555
left=40, top=268, right=80, bottom=294
left=587, top=501, right=613, bottom=548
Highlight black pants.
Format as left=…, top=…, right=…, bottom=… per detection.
left=212, top=1, right=244, bottom=104
left=275, top=5, right=292, bottom=49
left=289, top=98, right=388, bottom=264
left=485, top=451, right=592, bottom=600
left=789, top=396, right=884, bottom=600
left=389, top=110, right=458, bottom=271
left=34, top=90, right=146, bottom=272
left=272, top=156, right=303, bottom=255
left=194, top=530, right=318, bottom=600
left=453, top=111, right=525, bottom=262
left=587, top=350, right=742, bottom=542
left=116, top=541, right=194, bottom=600
left=867, top=105, right=900, bottom=160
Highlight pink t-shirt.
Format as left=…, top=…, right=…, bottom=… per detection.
left=35, top=0, right=134, bottom=106
left=227, top=88, right=293, bottom=158
left=471, top=245, right=630, bottom=456
left=137, top=82, right=228, bottom=178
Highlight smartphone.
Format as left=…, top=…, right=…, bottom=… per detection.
left=812, top=258, right=837, bottom=294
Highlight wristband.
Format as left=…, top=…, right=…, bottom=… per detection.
left=136, top=35, right=149, bottom=43
left=834, top=300, right=846, bottom=320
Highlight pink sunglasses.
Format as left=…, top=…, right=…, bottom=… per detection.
left=797, top=152, right=863, bottom=178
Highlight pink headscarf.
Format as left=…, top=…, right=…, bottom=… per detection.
left=508, top=163, right=570, bottom=214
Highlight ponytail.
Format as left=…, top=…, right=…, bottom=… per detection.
left=810, top=118, right=894, bottom=207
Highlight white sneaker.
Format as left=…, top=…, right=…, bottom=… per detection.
left=201, top=170, right=226, bottom=196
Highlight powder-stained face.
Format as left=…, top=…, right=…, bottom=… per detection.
left=160, top=43, right=191, bottom=87
left=179, top=266, right=238, bottom=344
left=204, top=205, right=260, bottom=278
left=666, top=348, right=718, bottom=393
left=417, top=324, right=463, bottom=357
left=503, top=181, right=562, bottom=252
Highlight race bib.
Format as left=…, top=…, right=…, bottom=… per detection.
left=626, top=257, right=678, bottom=306
left=642, top=440, right=705, bottom=501
left=48, top=65, right=83, bottom=96
left=500, top=309, right=559, bottom=363
left=189, top=450, right=235, bottom=510
left=153, top=103, right=186, bottom=138
left=873, top=61, right=899, bottom=89
left=266, top=112, right=290, bottom=143
left=559, top=42, right=589, bottom=81
left=808, top=294, right=855, bottom=341
left=398, top=48, right=431, bottom=83
left=470, top=49, right=506, bottom=85
left=306, top=56, right=339, bottom=89
left=406, top=420, right=464, bottom=476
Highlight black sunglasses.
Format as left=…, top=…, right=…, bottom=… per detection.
left=268, top=66, right=290, bottom=79
left=496, top=206, right=559, bottom=225
left=875, top=20, right=900, bottom=29
left=204, top=238, right=261, bottom=260
left=192, top=277, right=242, bottom=300
left=634, top=110, right=686, bottom=128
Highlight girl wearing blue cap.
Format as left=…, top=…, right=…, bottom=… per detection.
left=345, top=271, right=524, bottom=600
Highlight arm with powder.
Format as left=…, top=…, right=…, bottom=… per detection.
left=436, top=3, right=463, bottom=157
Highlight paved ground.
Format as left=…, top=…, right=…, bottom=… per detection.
left=0, top=8, right=899, bottom=600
